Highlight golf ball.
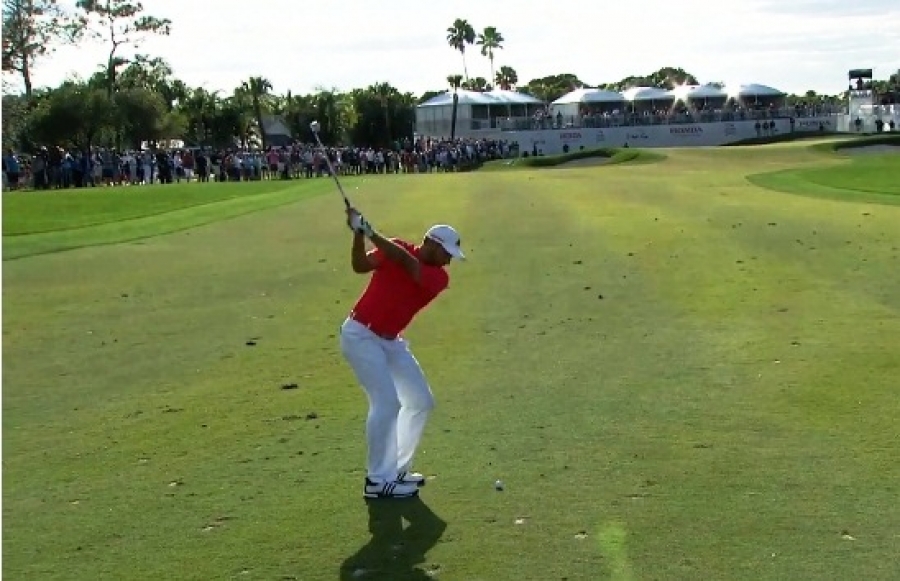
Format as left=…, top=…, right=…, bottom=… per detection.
left=494, top=480, right=504, bottom=491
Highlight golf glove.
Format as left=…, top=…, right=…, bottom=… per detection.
left=349, top=211, right=374, bottom=237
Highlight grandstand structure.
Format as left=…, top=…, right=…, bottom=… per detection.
left=838, top=68, right=900, bottom=133
left=415, top=73, right=898, bottom=154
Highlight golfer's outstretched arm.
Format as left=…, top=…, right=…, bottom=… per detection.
left=350, top=230, right=421, bottom=282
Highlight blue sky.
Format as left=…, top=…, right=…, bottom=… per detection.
left=21, top=0, right=900, bottom=97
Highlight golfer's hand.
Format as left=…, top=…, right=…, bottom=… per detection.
left=346, top=207, right=373, bottom=237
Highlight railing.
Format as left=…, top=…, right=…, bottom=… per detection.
left=496, top=108, right=843, bottom=132
left=415, top=108, right=845, bottom=137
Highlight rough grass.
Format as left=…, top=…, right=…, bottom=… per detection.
left=3, top=138, right=899, bottom=581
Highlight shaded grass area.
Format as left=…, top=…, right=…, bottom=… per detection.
left=723, top=130, right=844, bottom=146
left=480, top=147, right=665, bottom=171
left=812, top=132, right=900, bottom=153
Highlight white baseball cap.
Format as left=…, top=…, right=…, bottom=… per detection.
left=424, top=224, right=465, bottom=260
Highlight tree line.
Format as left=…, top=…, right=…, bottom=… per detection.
left=4, top=4, right=896, bottom=153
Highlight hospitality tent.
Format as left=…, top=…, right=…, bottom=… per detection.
left=415, top=89, right=545, bottom=136
left=668, top=84, right=729, bottom=107
left=621, top=86, right=674, bottom=112
left=722, top=83, right=786, bottom=106
left=551, top=88, right=625, bottom=116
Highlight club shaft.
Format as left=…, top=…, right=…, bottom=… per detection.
left=313, top=132, right=350, bottom=208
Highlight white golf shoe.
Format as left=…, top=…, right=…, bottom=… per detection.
left=397, top=471, right=426, bottom=487
left=363, top=478, right=419, bottom=499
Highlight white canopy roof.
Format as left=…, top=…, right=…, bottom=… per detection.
left=668, top=84, right=728, bottom=99
left=418, top=89, right=544, bottom=108
left=723, top=83, right=785, bottom=97
left=552, top=88, right=625, bottom=104
left=418, top=90, right=486, bottom=107
left=483, top=89, right=544, bottom=104
left=621, top=86, right=674, bottom=101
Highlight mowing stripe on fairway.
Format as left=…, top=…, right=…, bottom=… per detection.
left=2, top=181, right=332, bottom=260
left=2, top=181, right=305, bottom=236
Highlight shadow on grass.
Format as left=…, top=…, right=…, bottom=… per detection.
left=809, top=132, right=900, bottom=154
left=479, top=147, right=666, bottom=172
left=339, top=497, right=447, bottom=581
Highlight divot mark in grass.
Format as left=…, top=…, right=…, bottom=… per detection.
left=201, top=516, right=233, bottom=532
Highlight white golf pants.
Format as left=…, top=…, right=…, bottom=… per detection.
left=339, top=318, right=435, bottom=483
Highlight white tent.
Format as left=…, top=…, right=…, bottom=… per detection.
left=552, top=88, right=626, bottom=116
left=723, top=83, right=785, bottom=97
left=552, top=88, right=625, bottom=104
left=668, top=84, right=728, bottom=100
left=484, top=89, right=544, bottom=105
left=417, top=89, right=494, bottom=107
left=415, top=89, right=545, bottom=137
left=621, top=86, right=673, bottom=101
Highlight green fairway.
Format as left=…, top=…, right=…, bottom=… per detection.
left=3, top=138, right=900, bottom=580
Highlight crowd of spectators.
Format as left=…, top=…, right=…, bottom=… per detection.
left=2, top=136, right=517, bottom=191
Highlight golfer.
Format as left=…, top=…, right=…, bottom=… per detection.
left=340, top=206, right=464, bottom=499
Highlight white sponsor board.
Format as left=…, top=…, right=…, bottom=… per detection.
left=508, top=118, right=838, bottom=155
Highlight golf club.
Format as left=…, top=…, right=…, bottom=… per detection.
left=309, top=120, right=351, bottom=209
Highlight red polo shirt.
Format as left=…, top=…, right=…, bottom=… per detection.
left=350, top=239, right=449, bottom=338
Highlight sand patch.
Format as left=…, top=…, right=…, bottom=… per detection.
left=554, top=156, right=612, bottom=168
left=840, top=144, right=900, bottom=156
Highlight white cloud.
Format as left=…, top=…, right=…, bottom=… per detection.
left=16, top=0, right=900, bottom=97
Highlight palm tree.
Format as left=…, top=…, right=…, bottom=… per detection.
left=447, top=74, right=463, bottom=139
left=468, top=76, right=489, bottom=92
left=371, top=82, right=397, bottom=145
left=240, top=76, right=273, bottom=149
left=446, top=19, right=476, bottom=82
left=314, top=87, right=344, bottom=143
left=447, top=75, right=463, bottom=93
left=178, top=87, right=220, bottom=145
left=476, top=26, right=504, bottom=85
left=494, top=66, right=518, bottom=91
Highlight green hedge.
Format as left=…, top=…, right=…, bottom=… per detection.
left=515, top=147, right=618, bottom=167
left=811, top=133, right=900, bottom=153
left=518, top=147, right=665, bottom=167
left=479, top=147, right=665, bottom=171
left=722, top=131, right=844, bottom=146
